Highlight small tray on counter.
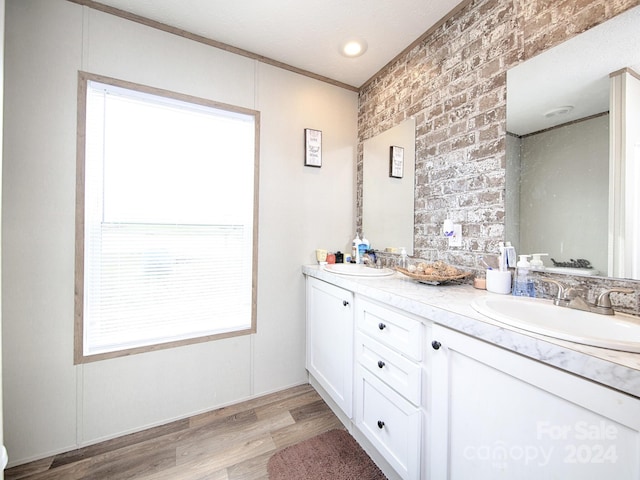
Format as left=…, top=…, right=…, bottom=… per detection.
left=395, top=266, right=471, bottom=285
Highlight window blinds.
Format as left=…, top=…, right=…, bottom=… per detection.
left=82, top=80, right=255, bottom=356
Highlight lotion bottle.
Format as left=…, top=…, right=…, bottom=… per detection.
left=358, top=234, right=369, bottom=264
left=399, top=248, right=408, bottom=269
left=530, top=253, right=548, bottom=270
left=512, top=254, right=535, bottom=297
left=352, top=233, right=361, bottom=263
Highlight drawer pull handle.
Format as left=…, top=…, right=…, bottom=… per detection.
left=432, top=340, right=442, bottom=350
left=377, top=420, right=385, bottom=429
left=377, top=360, right=385, bottom=369
left=343, top=300, right=349, bottom=306
left=378, top=322, right=386, bottom=330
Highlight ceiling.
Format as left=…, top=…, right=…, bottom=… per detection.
left=507, top=5, right=640, bottom=136
left=82, top=1, right=640, bottom=129
left=87, top=0, right=464, bottom=88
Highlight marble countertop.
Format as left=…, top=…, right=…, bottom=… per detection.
left=302, top=264, right=640, bottom=398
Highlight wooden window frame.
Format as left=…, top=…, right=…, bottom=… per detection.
left=74, top=71, right=260, bottom=364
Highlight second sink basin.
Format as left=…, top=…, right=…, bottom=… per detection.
left=472, top=295, right=640, bottom=353
left=323, top=263, right=395, bottom=277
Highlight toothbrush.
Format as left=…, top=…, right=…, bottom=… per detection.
left=480, top=257, right=492, bottom=270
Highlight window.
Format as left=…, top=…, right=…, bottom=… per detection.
left=75, top=72, right=259, bottom=363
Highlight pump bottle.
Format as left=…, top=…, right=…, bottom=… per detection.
left=399, top=248, right=408, bottom=269
left=352, top=233, right=361, bottom=264
left=513, top=254, right=535, bottom=297
left=530, top=253, right=548, bottom=270
left=358, top=234, right=370, bottom=264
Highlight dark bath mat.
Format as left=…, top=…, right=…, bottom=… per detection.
left=267, top=428, right=387, bottom=479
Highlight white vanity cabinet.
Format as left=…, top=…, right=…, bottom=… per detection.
left=354, top=298, right=423, bottom=480
left=306, top=276, right=354, bottom=417
left=304, top=268, right=640, bottom=480
left=429, top=324, right=640, bottom=480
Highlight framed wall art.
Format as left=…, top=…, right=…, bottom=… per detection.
left=389, top=145, right=404, bottom=178
left=304, top=128, right=322, bottom=167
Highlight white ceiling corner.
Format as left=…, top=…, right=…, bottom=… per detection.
left=85, top=0, right=464, bottom=88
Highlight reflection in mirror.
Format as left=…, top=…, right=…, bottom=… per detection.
left=363, top=118, right=415, bottom=255
left=506, top=116, right=609, bottom=275
left=506, top=5, right=640, bottom=279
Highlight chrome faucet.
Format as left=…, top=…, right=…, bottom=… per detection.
left=541, top=278, right=571, bottom=306
left=362, top=252, right=380, bottom=268
left=591, top=288, right=635, bottom=315
left=541, top=278, right=633, bottom=315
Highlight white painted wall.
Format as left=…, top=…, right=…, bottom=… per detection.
left=0, top=0, right=5, bottom=475
left=609, top=70, right=640, bottom=279
left=363, top=119, right=415, bottom=255
left=2, top=0, right=357, bottom=465
left=518, top=115, right=609, bottom=272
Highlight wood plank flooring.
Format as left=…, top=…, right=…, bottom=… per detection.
left=5, top=383, right=345, bottom=480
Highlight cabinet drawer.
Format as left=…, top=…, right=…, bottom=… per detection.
left=355, top=331, right=421, bottom=405
left=355, top=366, right=421, bottom=480
left=356, top=298, right=422, bottom=361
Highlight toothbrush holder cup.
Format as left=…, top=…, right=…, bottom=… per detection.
left=486, top=269, right=512, bottom=294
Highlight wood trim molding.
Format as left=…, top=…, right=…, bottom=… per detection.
left=517, top=111, right=609, bottom=139
left=74, top=71, right=259, bottom=364
left=66, top=0, right=360, bottom=92
left=610, top=67, right=640, bottom=82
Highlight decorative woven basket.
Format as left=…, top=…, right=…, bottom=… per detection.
left=395, top=267, right=471, bottom=285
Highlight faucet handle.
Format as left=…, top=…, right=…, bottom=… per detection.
left=595, top=288, right=635, bottom=308
left=541, top=278, right=566, bottom=294
left=541, top=278, right=568, bottom=304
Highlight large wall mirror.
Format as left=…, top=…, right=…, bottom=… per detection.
left=363, top=118, right=416, bottom=255
left=506, top=5, right=640, bottom=280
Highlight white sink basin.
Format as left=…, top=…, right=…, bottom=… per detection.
left=323, top=263, right=395, bottom=277
left=472, top=295, right=640, bottom=353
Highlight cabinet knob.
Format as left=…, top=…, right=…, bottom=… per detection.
left=377, top=420, right=385, bottom=429
left=432, top=340, right=442, bottom=350
left=377, top=360, right=385, bottom=369
left=378, top=322, right=386, bottom=330
left=343, top=300, right=349, bottom=306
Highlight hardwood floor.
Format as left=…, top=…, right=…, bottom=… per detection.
left=5, top=384, right=345, bottom=480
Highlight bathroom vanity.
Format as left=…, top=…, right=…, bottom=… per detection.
left=304, top=265, right=640, bottom=480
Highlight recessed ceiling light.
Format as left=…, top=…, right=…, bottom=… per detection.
left=544, top=105, right=574, bottom=118
left=340, top=38, right=368, bottom=58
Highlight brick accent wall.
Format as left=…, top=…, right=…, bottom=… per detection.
left=358, top=0, right=640, bottom=271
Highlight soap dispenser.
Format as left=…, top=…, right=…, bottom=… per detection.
left=399, top=247, right=408, bottom=269
left=358, top=234, right=370, bottom=264
left=513, top=254, right=535, bottom=297
left=352, top=233, right=361, bottom=264
left=530, top=253, right=548, bottom=270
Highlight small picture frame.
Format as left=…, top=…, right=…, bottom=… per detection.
left=304, top=128, right=322, bottom=167
left=389, top=145, right=404, bottom=178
